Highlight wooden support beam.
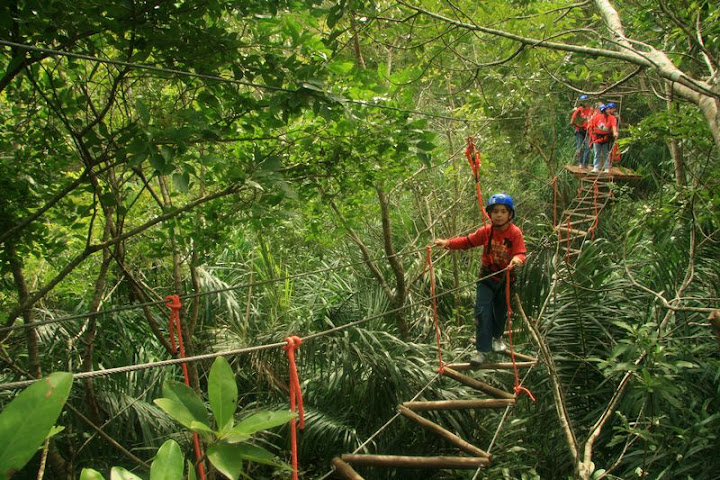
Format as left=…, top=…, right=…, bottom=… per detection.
left=402, top=399, right=515, bottom=411
left=567, top=212, right=597, bottom=219
left=397, top=405, right=491, bottom=459
left=331, top=457, right=365, bottom=480
left=341, top=454, right=490, bottom=469
left=499, top=350, right=538, bottom=363
left=441, top=367, right=515, bottom=399
left=446, top=361, right=536, bottom=371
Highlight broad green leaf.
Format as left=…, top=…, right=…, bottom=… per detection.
left=207, top=443, right=244, bottom=480
left=172, top=172, right=190, bottom=193
left=161, top=380, right=209, bottom=427
left=0, top=372, right=73, bottom=478
left=154, top=398, right=201, bottom=430
left=186, top=460, right=197, bottom=480
left=235, top=443, right=282, bottom=467
left=80, top=468, right=106, bottom=480
left=110, top=467, right=143, bottom=480
left=233, top=411, right=296, bottom=436
left=209, top=357, right=238, bottom=431
left=150, top=440, right=184, bottom=480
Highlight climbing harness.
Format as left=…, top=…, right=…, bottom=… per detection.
left=165, top=295, right=207, bottom=480
left=284, top=335, right=305, bottom=480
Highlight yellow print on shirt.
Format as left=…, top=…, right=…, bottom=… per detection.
left=489, top=237, right=512, bottom=268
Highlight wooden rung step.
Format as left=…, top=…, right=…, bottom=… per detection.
left=560, top=247, right=582, bottom=255
left=402, top=399, right=515, bottom=411
left=565, top=218, right=594, bottom=227
left=555, top=226, right=587, bottom=236
left=332, top=457, right=365, bottom=480
left=398, top=405, right=491, bottom=459
left=341, top=454, right=490, bottom=469
left=571, top=206, right=603, bottom=212
left=558, top=233, right=586, bottom=242
left=499, top=350, right=538, bottom=363
left=567, top=212, right=597, bottom=220
left=441, top=367, right=515, bottom=399
left=446, top=361, right=537, bottom=371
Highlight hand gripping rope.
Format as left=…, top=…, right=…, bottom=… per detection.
left=465, top=137, right=491, bottom=225
left=165, top=295, right=207, bottom=480
left=503, top=272, right=536, bottom=402
left=423, top=246, right=445, bottom=374
left=284, top=336, right=305, bottom=480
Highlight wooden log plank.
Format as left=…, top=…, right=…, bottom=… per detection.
left=341, top=454, right=490, bottom=469
left=441, top=367, right=515, bottom=399
left=555, top=226, right=588, bottom=236
left=402, top=399, right=515, bottom=411
left=445, top=360, right=537, bottom=372
left=331, top=457, right=365, bottom=480
left=498, top=350, right=538, bottom=363
left=398, top=405, right=490, bottom=459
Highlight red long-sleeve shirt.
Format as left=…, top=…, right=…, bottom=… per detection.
left=447, top=224, right=527, bottom=280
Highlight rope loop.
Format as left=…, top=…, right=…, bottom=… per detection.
left=505, top=271, right=535, bottom=403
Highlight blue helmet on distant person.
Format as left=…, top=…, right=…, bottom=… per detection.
left=486, top=193, right=515, bottom=219
left=605, top=101, right=617, bottom=109
left=599, top=104, right=607, bottom=112
left=578, top=94, right=589, bottom=101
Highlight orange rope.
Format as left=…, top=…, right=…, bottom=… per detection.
left=424, top=246, right=444, bottom=374
left=465, top=137, right=490, bottom=225
left=165, top=295, right=206, bottom=480
left=284, top=336, right=305, bottom=480
left=504, top=271, right=535, bottom=402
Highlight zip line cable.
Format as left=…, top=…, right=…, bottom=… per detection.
left=0, top=266, right=511, bottom=391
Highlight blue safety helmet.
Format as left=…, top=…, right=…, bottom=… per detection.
left=578, top=94, right=589, bottom=101
left=605, top=101, right=617, bottom=109
left=599, top=104, right=607, bottom=112
left=486, top=193, right=515, bottom=219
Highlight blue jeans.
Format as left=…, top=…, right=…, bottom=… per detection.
left=575, top=130, right=590, bottom=167
left=474, top=280, right=508, bottom=353
left=593, top=142, right=611, bottom=170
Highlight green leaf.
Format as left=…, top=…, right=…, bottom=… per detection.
left=154, top=398, right=203, bottom=430
left=233, top=410, right=296, bottom=436
left=150, top=440, right=184, bottom=480
left=186, top=460, right=197, bottom=480
left=172, top=172, right=190, bottom=193
left=80, top=468, right=106, bottom=480
left=209, top=357, right=238, bottom=431
left=235, top=443, right=282, bottom=467
left=207, top=443, right=244, bottom=480
left=161, top=380, right=209, bottom=427
left=0, top=372, right=73, bottom=478
left=110, top=467, right=144, bottom=480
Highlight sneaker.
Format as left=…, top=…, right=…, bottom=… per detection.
left=469, top=351, right=485, bottom=365
left=591, top=167, right=599, bottom=173
left=492, top=337, right=507, bottom=352
left=603, top=168, right=610, bottom=173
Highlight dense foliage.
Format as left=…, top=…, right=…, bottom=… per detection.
left=1, top=1, right=718, bottom=479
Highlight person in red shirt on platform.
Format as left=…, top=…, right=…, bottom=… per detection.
left=570, top=94, right=593, bottom=168
left=434, top=194, right=527, bottom=365
left=588, top=102, right=619, bottom=173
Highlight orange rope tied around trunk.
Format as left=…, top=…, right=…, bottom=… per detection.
left=504, top=271, right=535, bottom=402
left=465, top=137, right=490, bottom=225
left=285, top=335, right=305, bottom=480
left=165, top=295, right=207, bottom=480
left=424, top=246, right=444, bottom=373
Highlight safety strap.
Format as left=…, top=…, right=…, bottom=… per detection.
left=423, top=246, right=444, bottom=374
left=165, top=295, right=207, bottom=480
left=504, top=271, right=535, bottom=402
left=284, top=336, right=305, bottom=480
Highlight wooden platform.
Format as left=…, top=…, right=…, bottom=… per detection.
left=565, top=164, right=641, bottom=181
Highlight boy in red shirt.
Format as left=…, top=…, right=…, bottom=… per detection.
left=434, top=194, right=527, bottom=364
left=570, top=95, right=593, bottom=168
